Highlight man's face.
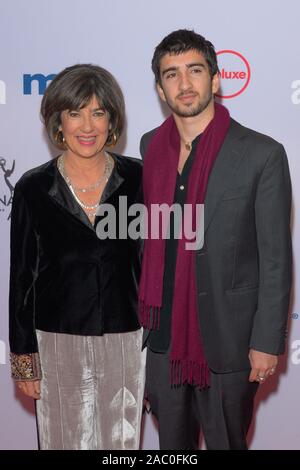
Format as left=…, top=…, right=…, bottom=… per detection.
left=157, top=49, right=219, bottom=118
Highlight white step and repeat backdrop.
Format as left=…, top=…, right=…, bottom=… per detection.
left=0, top=0, right=299, bottom=450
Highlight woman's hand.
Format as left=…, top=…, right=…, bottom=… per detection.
left=17, top=380, right=41, bottom=399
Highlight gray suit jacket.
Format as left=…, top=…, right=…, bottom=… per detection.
left=140, top=118, right=292, bottom=373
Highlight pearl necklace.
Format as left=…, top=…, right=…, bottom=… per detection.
left=57, top=153, right=113, bottom=217
left=71, top=152, right=111, bottom=193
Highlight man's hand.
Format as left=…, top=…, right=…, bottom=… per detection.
left=16, top=380, right=41, bottom=399
left=248, top=349, right=278, bottom=384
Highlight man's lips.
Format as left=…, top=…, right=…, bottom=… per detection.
left=178, top=93, right=197, bottom=102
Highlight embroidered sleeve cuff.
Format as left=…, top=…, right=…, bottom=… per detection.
left=10, top=352, right=42, bottom=381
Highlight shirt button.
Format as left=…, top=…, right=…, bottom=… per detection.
left=180, top=185, right=185, bottom=190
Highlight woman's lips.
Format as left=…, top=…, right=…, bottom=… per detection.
left=77, top=136, right=97, bottom=146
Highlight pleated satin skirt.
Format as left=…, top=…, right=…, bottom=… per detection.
left=35, top=329, right=146, bottom=450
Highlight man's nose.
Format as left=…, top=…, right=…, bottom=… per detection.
left=178, top=71, right=192, bottom=91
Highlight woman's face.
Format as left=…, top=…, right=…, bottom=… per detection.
left=60, top=95, right=110, bottom=159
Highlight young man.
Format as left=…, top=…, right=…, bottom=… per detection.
left=139, top=29, right=292, bottom=450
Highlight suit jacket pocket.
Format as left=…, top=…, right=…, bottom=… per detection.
left=222, top=185, right=251, bottom=201
left=225, top=285, right=258, bottom=295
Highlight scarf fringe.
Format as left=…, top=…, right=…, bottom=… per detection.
left=139, top=300, right=161, bottom=330
left=170, top=359, right=210, bottom=388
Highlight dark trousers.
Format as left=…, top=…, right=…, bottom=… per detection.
left=146, top=348, right=258, bottom=450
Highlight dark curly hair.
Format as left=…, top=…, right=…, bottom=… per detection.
left=152, top=29, right=219, bottom=85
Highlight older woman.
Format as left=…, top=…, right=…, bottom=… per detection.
left=9, top=64, right=146, bottom=450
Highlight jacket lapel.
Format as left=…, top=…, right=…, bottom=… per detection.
left=48, top=159, right=93, bottom=229
left=47, top=154, right=125, bottom=231
left=100, top=153, right=125, bottom=204
left=203, top=119, right=248, bottom=233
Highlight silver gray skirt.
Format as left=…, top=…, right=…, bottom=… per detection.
left=36, top=329, right=146, bottom=450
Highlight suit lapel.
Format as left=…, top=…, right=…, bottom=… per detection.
left=204, top=119, right=248, bottom=233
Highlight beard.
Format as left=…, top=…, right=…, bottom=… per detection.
left=166, top=91, right=213, bottom=118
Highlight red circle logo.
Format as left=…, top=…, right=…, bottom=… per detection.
left=216, top=50, right=251, bottom=99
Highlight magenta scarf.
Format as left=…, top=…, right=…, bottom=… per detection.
left=139, top=103, right=230, bottom=387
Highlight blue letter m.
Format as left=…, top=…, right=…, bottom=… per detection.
left=23, top=73, right=57, bottom=95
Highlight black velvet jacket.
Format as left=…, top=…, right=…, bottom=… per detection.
left=9, top=153, right=142, bottom=354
